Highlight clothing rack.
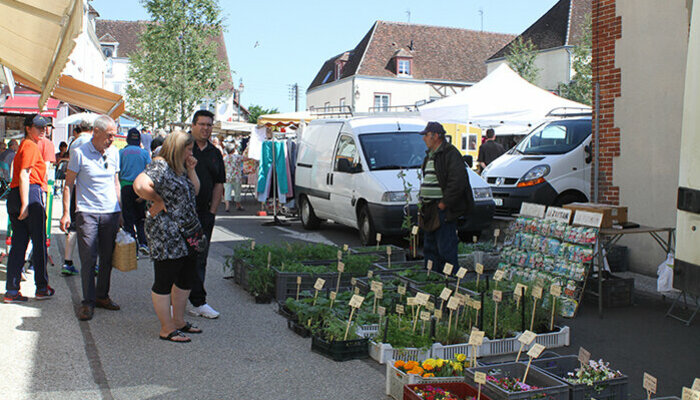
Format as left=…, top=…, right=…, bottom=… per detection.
left=262, top=136, right=290, bottom=227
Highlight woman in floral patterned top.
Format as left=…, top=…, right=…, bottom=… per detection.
left=133, top=129, right=202, bottom=343
left=223, top=144, right=245, bottom=212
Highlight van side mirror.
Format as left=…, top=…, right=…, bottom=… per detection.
left=462, top=155, right=473, bottom=168
left=337, top=158, right=362, bottom=173
left=584, top=145, right=592, bottom=164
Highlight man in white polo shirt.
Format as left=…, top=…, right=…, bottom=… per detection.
left=60, top=115, right=121, bottom=321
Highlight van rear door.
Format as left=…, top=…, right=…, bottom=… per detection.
left=329, top=133, right=361, bottom=225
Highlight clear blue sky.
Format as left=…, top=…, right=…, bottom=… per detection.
left=89, top=0, right=559, bottom=113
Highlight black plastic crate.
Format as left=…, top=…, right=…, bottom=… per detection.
left=310, top=335, right=369, bottom=362
left=531, top=355, right=628, bottom=400
left=606, top=245, right=628, bottom=272
left=277, top=302, right=297, bottom=321
left=466, top=362, right=569, bottom=400
left=287, top=319, right=311, bottom=338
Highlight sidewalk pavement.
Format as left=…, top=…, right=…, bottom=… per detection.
left=0, top=200, right=386, bottom=400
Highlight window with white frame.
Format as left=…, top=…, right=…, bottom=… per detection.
left=397, top=59, right=411, bottom=76
left=373, top=93, right=390, bottom=111
left=339, top=98, right=346, bottom=108
left=324, top=102, right=331, bottom=111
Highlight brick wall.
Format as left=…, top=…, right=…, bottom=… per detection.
left=592, top=0, right=622, bottom=205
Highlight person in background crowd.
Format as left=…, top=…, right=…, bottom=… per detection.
left=133, top=129, right=203, bottom=343
left=0, top=139, right=19, bottom=180
left=223, top=144, right=246, bottom=212
left=419, top=121, right=470, bottom=274
left=477, top=128, right=506, bottom=173
left=211, top=137, right=225, bottom=157
left=119, top=128, right=152, bottom=254
left=62, top=120, right=93, bottom=276
left=3, top=114, right=54, bottom=303
left=140, top=127, right=153, bottom=152
left=56, top=142, right=69, bottom=164
left=150, top=129, right=166, bottom=157
left=60, top=115, right=121, bottom=321
left=188, top=110, right=224, bottom=319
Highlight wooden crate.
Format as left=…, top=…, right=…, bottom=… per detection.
left=563, top=202, right=628, bottom=228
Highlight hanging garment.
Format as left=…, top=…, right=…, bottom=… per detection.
left=257, top=141, right=289, bottom=199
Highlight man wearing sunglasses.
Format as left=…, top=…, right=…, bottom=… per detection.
left=60, top=115, right=122, bottom=321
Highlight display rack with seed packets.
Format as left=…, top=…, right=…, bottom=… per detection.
left=499, top=202, right=603, bottom=318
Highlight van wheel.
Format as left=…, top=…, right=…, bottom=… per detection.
left=553, top=193, right=587, bottom=207
left=300, top=195, right=321, bottom=230
left=358, top=205, right=376, bottom=246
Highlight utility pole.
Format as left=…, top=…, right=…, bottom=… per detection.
left=288, top=83, right=299, bottom=112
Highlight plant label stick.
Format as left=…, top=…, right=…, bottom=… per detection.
left=493, top=228, right=500, bottom=247
left=376, top=233, right=382, bottom=249
left=412, top=226, right=419, bottom=257
left=344, top=294, right=364, bottom=340
left=367, top=270, right=374, bottom=279
left=251, top=240, right=255, bottom=250
left=337, top=250, right=343, bottom=261
left=329, top=291, right=337, bottom=308
left=578, top=347, right=591, bottom=369
left=523, top=343, right=546, bottom=383
left=420, top=310, right=430, bottom=335
left=427, top=260, right=433, bottom=276
left=475, top=263, right=484, bottom=288
left=682, top=388, right=700, bottom=400
left=313, top=278, right=325, bottom=306
left=295, top=276, right=302, bottom=300
left=267, top=252, right=271, bottom=269
left=378, top=305, right=386, bottom=329
left=387, top=246, right=392, bottom=268
left=469, top=330, right=485, bottom=366
left=530, top=286, right=542, bottom=331
left=434, top=308, right=443, bottom=320
left=693, top=379, right=700, bottom=392
left=447, top=296, right=459, bottom=335
left=412, top=304, right=423, bottom=332
left=493, top=290, right=503, bottom=338
left=335, top=261, right=345, bottom=294
left=516, top=330, right=537, bottom=362
left=514, top=283, right=528, bottom=309
left=443, top=262, right=454, bottom=276
left=473, top=235, right=478, bottom=244
left=343, top=243, right=349, bottom=252
left=474, top=371, right=486, bottom=400
left=493, top=269, right=505, bottom=290
left=456, top=267, right=467, bottom=290
left=550, top=284, right=561, bottom=331
left=426, top=301, right=435, bottom=312
left=351, top=277, right=357, bottom=287
left=396, top=304, right=404, bottom=329
left=643, top=373, right=657, bottom=400
left=397, top=284, right=406, bottom=302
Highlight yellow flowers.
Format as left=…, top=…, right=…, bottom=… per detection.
left=394, top=357, right=465, bottom=378
left=456, top=353, right=467, bottom=362
left=422, top=359, right=436, bottom=371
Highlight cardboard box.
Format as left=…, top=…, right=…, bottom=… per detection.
left=563, top=202, right=628, bottom=228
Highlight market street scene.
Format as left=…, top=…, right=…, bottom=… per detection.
left=0, top=1, right=699, bottom=400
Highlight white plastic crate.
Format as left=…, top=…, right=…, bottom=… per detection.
left=431, top=342, right=475, bottom=360
left=470, top=325, right=570, bottom=357
left=385, top=363, right=465, bottom=400
left=369, top=341, right=432, bottom=364
left=356, top=323, right=379, bottom=338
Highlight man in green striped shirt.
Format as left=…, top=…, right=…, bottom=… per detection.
left=419, top=122, right=470, bottom=274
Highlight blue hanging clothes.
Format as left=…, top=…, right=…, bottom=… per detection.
left=257, top=141, right=288, bottom=202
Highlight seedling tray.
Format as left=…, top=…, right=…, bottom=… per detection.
left=310, top=335, right=369, bottom=362
left=466, top=362, right=569, bottom=400
left=531, top=355, right=628, bottom=400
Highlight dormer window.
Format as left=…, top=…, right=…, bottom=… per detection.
left=334, top=51, right=350, bottom=81
left=102, top=45, right=115, bottom=58
left=397, top=58, right=411, bottom=76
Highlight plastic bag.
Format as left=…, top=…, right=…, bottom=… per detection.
left=113, top=229, right=137, bottom=272
left=115, top=229, right=136, bottom=244
left=656, top=253, right=675, bottom=293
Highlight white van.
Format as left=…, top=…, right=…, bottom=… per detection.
left=295, top=116, right=495, bottom=245
left=481, top=117, right=592, bottom=216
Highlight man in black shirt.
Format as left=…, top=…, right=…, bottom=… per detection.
left=188, top=110, right=225, bottom=319
left=477, top=128, right=506, bottom=173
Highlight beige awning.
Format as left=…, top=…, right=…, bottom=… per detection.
left=0, top=0, right=83, bottom=109
left=14, top=73, right=125, bottom=119
left=258, top=111, right=315, bottom=126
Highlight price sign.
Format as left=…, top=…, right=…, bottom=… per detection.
left=350, top=277, right=357, bottom=286
left=456, top=267, right=468, bottom=279
left=354, top=287, right=360, bottom=295
left=473, top=300, right=482, bottom=311
left=314, top=278, right=326, bottom=291
left=343, top=244, right=349, bottom=252
left=406, top=297, right=417, bottom=306
left=494, top=270, right=505, bottom=281
left=415, top=293, right=430, bottom=306
left=443, top=263, right=454, bottom=276
left=329, top=291, right=337, bottom=300
left=427, top=260, right=433, bottom=272
left=518, top=330, right=537, bottom=345
left=397, top=285, right=407, bottom=295
left=396, top=304, right=405, bottom=315
left=337, top=250, right=343, bottom=260
left=578, top=347, right=591, bottom=365
left=296, top=276, right=302, bottom=284
left=386, top=246, right=392, bottom=256
left=367, top=270, right=374, bottom=279
left=434, top=309, right=443, bottom=319
left=440, top=287, right=453, bottom=301
left=473, top=235, right=478, bottom=243
left=474, top=371, right=487, bottom=384
left=376, top=233, right=382, bottom=243
left=550, top=284, right=562, bottom=297
left=420, top=310, right=431, bottom=321
left=532, top=286, right=543, bottom=299
left=376, top=289, right=383, bottom=299
left=682, top=388, right=700, bottom=400
left=527, top=343, right=546, bottom=358
left=349, top=294, right=364, bottom=309
left=412, top=226, right=419, bottom=235
left=493, top=290, right=503, bottom=303
left=694, top=379, right=700, bottom=392
left=337, top=262, right=345, bottom=273
left=372, top=281, right=384, bottom=292
left=643, top=373, right=657, bottom=395
left=251, top=240, right=256, bottom=250
left=378, top=306, right=386, bottom=316
left=468, top=330, right=485, bottom=346
left=426, top=302, right=435, bottom=312
left=494, top=229, right=500, bottom=238
left=515, top=283, right=528, bottom=296
left=447, top=296, right=460, bottom=310
left=475, top=263, right=484, bottom=275
left=456, top=293, right=467, bottom=305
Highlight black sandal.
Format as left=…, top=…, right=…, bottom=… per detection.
left=177, top=322, right=202, bottom=334
left=159, top=330, right=191, bottom=343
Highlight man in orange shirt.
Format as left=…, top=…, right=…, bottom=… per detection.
left=3, top=114, right=54, bottom=303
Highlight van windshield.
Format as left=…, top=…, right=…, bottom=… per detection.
left=514, top=119, right=591, bottom=155
left=359, top=132, right=426, bottom=170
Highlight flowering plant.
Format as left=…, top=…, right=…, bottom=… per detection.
left=394, top=354, right=473, bottom=378
left=566, top=359, right=623, bottom=390
left=486, top=375, right=542, bottom=392
left=410, top=385, right=460, bottom=400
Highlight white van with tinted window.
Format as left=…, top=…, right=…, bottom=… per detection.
left=481, top=117, right=592, bottom=216
left=295, top=116, right=495, bottom=245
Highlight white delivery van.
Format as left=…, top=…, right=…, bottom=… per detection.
left=481, top=117, right=592, bottom=216
left=295, top=115, right=495, bottom=245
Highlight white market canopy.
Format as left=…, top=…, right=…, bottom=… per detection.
left=419, top=64, right=591, bottom=134
left=258, top=111, right=315, bottom=127
left=0, top=0, right=83, bottom=109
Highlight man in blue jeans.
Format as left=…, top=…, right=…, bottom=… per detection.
left=419, top=121, right=471, bottom=274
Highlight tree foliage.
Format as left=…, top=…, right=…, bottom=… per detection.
left=247, top=105, right=279, bottom=124
left=506, top=37, right=541, bottom=85
left=126, top=0, right=228, bottom=127
left=557, top=15, right=592, bottom=105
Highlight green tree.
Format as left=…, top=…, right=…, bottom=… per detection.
left=247, top=105, right=279, bottom=124
left=126, top=0, right=228, bottom=126
left=557, top=16, right=592, bottom=105
left=505, top=37, right=540, bottom=84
